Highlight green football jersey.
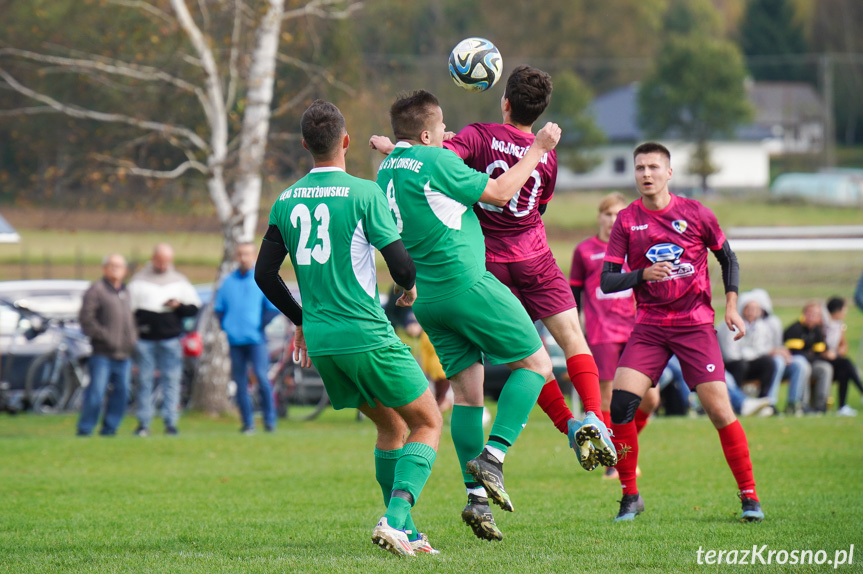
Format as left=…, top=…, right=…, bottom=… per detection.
left=375, top=143, right=490, bottom=302
left=269, top=167, right=402, bottom=356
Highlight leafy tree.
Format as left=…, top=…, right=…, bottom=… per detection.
left=740, top=0, right=812, bottom=83
left=664, top=0, right=724, bottom=37
left=811, top=0, right=863, bottom=145
left=0, top=0, right=363, bottom=413
left=544, top=70, right=605, bottom=173
left=638, top=35, right=752, bottom=190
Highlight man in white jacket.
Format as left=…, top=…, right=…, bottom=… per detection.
left=718, top=288, right=804, bottom=415
left=128, top=243, right=201, bottom=436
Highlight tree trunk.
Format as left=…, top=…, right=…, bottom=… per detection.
left=188, top=0, right=285, bottom=415
left=234, top=0, right=285, bottom=241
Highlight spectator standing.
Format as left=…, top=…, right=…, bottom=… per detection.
left=128, top=243, right=201, bottom=436
left=214, top=242, right=280, bottom=433
left=783, top=300, right=833, bottom=414
left=76, top=254, right=137, bottom=436
left=823, top=296, right=863, bottom=416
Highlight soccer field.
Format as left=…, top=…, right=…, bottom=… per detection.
left=2, top=407, right=861, bottom=573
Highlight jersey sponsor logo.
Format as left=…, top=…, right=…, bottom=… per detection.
left=644, top=242, right=695, bottom=281
left=631, top=224, right=648, bottom=231
left=672, top=220, right=688, bottom=234
left=590, top=251, right=606, bottom=260
left=595, top=286, right=633, bottom=300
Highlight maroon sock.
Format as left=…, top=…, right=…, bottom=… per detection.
left=611, top=420, right=639, bottom=495
left=601, top=410, right=612, bottom=428
left=718, top=420, right=758, bottom=501
left=566, top=354, right=601, bottom=415
left=536, top=379, right=572, bottom=434
left=634, top=408, right=650, bottom=434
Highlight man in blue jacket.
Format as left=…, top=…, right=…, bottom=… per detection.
left=215, top=242, right=280, bottom=433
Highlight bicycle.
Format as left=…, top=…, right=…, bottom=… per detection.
left=268, top=338, right=331, bottom=421
left=23, top=309, right=91, bottom=414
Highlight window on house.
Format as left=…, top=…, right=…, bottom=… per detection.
left=613, top=157, right=626, bottom=174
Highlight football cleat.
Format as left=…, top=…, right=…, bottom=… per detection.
left=461, top=493, right=503, bottom=541
left=466, top=450, right=513, bottom=512
left=371, top=517, right=415, bottom=557
left=409, top=532, right=440, bottom=554
left=568, top=418, right=599, bottom=471
left=575, top=412, right=618, bottom=467
left=614, top=493, right=645, bottom=522
left=739, top=492, right=764, bottom=523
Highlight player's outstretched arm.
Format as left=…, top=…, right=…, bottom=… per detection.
left=478, top=121, right=561, bottom=206
left=369, top=135, right=396, bottom=156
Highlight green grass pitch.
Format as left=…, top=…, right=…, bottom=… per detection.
left=2, top=404, right=861, bottom=573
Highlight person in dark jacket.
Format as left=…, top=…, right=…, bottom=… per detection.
left=76, top=254, right=137, bottom=436
left=783, top=301, right=833, bottom=414
left=128, top=243, right=200, bottom=436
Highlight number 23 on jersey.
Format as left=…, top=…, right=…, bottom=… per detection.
left=290, top=203, right=331, bottom=265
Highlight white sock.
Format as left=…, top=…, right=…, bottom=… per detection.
left=485, top=445, right=506, bottom=463
left=467, top=486, right=488, bottom=498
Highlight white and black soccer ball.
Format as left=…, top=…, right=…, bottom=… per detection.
left=448, top=38, right=503, bottom=93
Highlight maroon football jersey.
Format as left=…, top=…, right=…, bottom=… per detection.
left=570, top=235, right=636, bottom=345
left=604, top=194, right=726, bottom=327
left=444, top=123, right=557, bottom=263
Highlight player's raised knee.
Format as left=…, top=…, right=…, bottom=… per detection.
left=610, top=389, right=642, bottom=425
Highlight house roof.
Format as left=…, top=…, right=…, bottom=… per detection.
left=748, top=81, right=823, bottom=124
left=589, top=81, right=820, bottom=143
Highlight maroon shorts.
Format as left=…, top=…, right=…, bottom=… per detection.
left=486, top=250, right=577, bottom=322
left=617, top=323, right=725, bottom=389
left=591, top=342, right=627, bottom=381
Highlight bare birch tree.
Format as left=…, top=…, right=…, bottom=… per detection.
left=0, top=0, right=361, bottom=414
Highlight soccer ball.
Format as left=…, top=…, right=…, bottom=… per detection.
left=448, top=38, right=503, bottom=93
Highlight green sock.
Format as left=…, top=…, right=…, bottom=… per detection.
left=451, top=405, right=485, bottom=484
left=383, top=496, right=412, bottom=530
left=488, top=368, right=545, bottom=453
left=375, top=447, right=417, bottom=538
left=374, top=447, right=400, bottom=505
left=385, top=442, right=437, bottom=530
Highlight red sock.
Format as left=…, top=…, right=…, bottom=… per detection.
left=601, top=410, right=612, bottom=428
left=634, top=408, right=650, bottom=434
left=611, top=420, right=639, bottom=495
left=718, top=420, right=758, bottom=501
left=566, top=354, right=601, bottom=415
left=536, top=379, right=573, bottom=434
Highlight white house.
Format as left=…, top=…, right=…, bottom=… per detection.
left=561, top=81, right=824, bottom=192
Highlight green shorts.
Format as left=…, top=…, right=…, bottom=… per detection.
left=311, top=341, right=428, bottom=410
left=412, top=271, right=543, bottom=378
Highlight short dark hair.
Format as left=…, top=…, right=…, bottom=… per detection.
left=504, top=66, right=553, bottom=126
left=301, top=100, right=346, bottom=159
left=389, top=90, right=440, bottom=142
left=826, top=296, right=846, bottom=314
left=633, top=142, right=671, bottom=162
